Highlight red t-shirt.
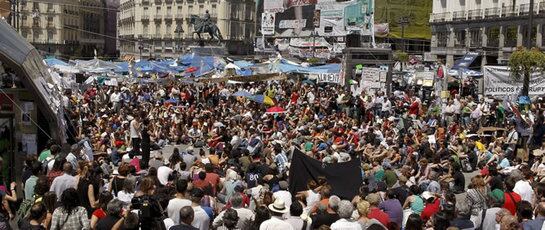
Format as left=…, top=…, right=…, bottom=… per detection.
left=205, top=173, right=220, bottom=194
left=92, top=208, right=107, bottom=219
left=503, top=192, right=522, bottom=215
left=368, top=207, right=390, bottom=226
left=421, top=199, right=441, bottom=222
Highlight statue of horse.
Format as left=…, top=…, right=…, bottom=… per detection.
left=189, top=15, right=223, bottom=41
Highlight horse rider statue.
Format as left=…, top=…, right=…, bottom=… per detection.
left=191, top=10, right=223, bottom=41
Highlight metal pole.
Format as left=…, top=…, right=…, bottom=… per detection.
left=527, top=0, right=535, bottom=48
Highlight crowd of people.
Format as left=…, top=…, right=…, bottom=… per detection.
left=3, top=78, right=545, bottom=230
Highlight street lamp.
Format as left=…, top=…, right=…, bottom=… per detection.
left=311, top=31, right=317, bottom=58
left=175, top=24, right=184, bottom=54
left=138, top=36, right=143, bottom=59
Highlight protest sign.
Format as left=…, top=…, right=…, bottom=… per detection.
left=483, top=66, right=545, bottom=96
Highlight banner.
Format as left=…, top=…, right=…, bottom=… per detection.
left=287, top=0, right=317, bottom=8
left=288, top=148, right=363, bottom=199
left=317, top=73, right=342, bottom=84
left=361, top=67, right=381, bottom=81
left=261, top=12, right=276, bottom=35
left=264, top=0, right=284, bottom=13
left=279, top=19, right=307, bottom=29
left=483, top=66, right=545, bottom=96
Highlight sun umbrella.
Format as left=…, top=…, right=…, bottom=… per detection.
left=266, top=106, right=286, bottom=114
left=249, top=95, right=275, bottom=106
left=231, top=91, right=252, bottom=97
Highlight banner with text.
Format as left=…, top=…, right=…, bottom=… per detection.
left=279, top=19, right=307, bottom=29
left=483, top=66, right=545, bottom=96
left=261, top=12, right=276, bottom=35
left=317, top=73, right=343, bottom=84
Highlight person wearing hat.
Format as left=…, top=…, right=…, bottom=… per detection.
left=273, top=181, right=292, bottom=209
left=366, top=193, right=390, bottom=226
left=479, top=189, right=506, bottom=230
left=259, top=199, right=294, bottom=230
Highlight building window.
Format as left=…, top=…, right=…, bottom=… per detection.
left=505, top=26, right=517, bottom=47
left=156, top=6, right=161, bottom=13
left=455, top=30, right=466, bottom=47
left=470, top=29, right=481, bottom=47
left=487, top=27, right=499, bottom=48
left=437, top=32, right=447, bottom=47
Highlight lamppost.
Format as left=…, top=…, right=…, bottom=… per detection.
left=138, top=36, right=143, bottom=59
left=175, top=24, right=184, bottom=54
left=397, top=16, right=409, bottom=52
left=311, top=31, right=317, bottom=58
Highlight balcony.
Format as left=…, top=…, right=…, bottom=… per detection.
left=541, top=1, right=545, bottom=14
left=520, top=3, right=538, bottom=15
left=154, top=0, right=161, bottom=4
left=165, top=0, right=172, bottom=3
left=485, top=7, right=500, bottom=18
left=452, top=11, right=466, bottom=20
left=142, top=0, right=149, bottom=4
left=502, top=6, right=518, bottom=17
left=175, top=0, right=182, bottom=3
left=32, top=21, right=40, bottom=28
left=467, top=9, right=482, bottom=20
left=47, top=7, right=55, bottom=13
left=429, top=12, right=451, bottom=22
left=164, top=33, right=172, bottom=39
left=141, top=15, right=149, bottom=21
left=46, top=22, right=55, bottom=28
left=175, top=14, right=183, bottom=20
left=153, top=15, right=162, bottom=22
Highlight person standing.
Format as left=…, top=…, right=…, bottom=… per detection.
left=170, top=206, right=199, bottom=230
left=129, top=115, right=141, bottom=155
left=140, top=119, right=151, bottom=169
left=49, top=162, right=77, bottom=200
left=168, top=179, right=192, bottom=225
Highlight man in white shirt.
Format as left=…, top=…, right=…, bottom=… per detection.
left=331, top=200, right=362, bottom=230
left=260, top=199, right=294, bottom=230
left=157, top=165, right=174, bottom=186
left=49, top=162, right=77, bottom=200
left=273, top=181, right=292, bottom=209
left=167, top=179, right=192, bottom=224
left=190, top=188, right=210, bottom=230
left=213, top=193, right=254, bottom=229
left=130, top=116, right=141, bottom=154
left=513, top=169, right=535, bottom=203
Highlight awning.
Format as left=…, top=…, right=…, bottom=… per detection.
left=451, top=52, right=479, bottom=70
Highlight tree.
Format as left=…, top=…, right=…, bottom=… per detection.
left=394, top=51, right=409, bottom=71
left=508, top=47, right=545, bottom=97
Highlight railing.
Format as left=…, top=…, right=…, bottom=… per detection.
left=502, top=6, right=518, bottom=17
left=430, top=12, right=450, bottom=22
left=519, top=3, right=538, bottom=15
left=32, top=21, right=40, bottom=28
left=485, top=7, right=500, bottom=18
left=46, top=22, right=55, bottom=28
left=153, top=15, right=162, bottom=21
left=468, top=9, right=482, bottom=19
left=175, top=14, right=183, bottom=20
left=141, top=15, right=149, bottom=20
left=142, top=0, right=149, bottom=4
left=452, top=11, right=466, bottom=20
left=47, top=7, right=54, bottom=13
left=540, top=1, right=545, bottom=13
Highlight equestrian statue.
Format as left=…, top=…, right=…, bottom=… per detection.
left=190, top=10, right=223, bottom=41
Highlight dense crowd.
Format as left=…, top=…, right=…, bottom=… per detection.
left=4, top=78, right=545, bottom=230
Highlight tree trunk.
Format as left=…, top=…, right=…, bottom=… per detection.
left=522, top=71, right=530, bottom=96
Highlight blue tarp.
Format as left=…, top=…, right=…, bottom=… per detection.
left=44, top=57, right=69, bottom=67
left=274, top=59, right=341, bottom=74
left=178, top=53, right=225, bottom=77
left=451, top=52, right=479, bottom=71
left=114, top=62, right=129, bottom=73
left=134, top=60, right=178, bottom=74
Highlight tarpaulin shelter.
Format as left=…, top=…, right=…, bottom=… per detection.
left=133, top=60, right=177, bottom=74
left=44, top=57, right=69, bottom=67
left=178, top=53, right=226, bottom=77
left=73, top=58, right=121, bottom=73
left=0, top=20, right=64, bottom=143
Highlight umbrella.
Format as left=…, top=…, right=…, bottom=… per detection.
left=231, top=91, right=252, bottom=97
left=249, top=95, right=275, bottom=106
left=266, top=106, right=286, bottom=114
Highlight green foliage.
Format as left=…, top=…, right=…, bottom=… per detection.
left=307, top=57, right=320, bottom=64
left=394, top=51, right=409, bottom=62
left=508, top=47, right=545, bottom=80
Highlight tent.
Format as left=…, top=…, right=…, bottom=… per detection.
left=73, top=58, right=121, bottom=73
left=178, top=53, right=226, bottom=77
left=133, top=60, right=177, bottom=74
left=44, top=57, right=69, bottom=67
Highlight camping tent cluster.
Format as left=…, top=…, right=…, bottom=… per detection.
left=44, top=53, right=342, bottom=80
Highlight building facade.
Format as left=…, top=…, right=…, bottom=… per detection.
left=17, top=0, right=107, bottom=58
left=117, top=0, right=256, bottom=58
left=430, top=0, right=545, bottom=67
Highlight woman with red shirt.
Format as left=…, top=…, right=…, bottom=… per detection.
left=90, top=191, right=114, bottom=229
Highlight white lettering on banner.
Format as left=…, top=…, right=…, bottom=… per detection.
left=483, top=66, right=545, bottom=96
left=264, top=0, right=284, bottom=13
left=261, top=12, right=275, bottom=35
left=279, top=19, right=307, bottom=29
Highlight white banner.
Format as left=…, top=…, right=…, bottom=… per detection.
left=317, top=73, right=343, bottom=84
left=264, top=0, right=284, bottom=13
left=279, top=19, right=307, bottom=29
left=261, top=12, right=276, bottom=35
left=361, top=67, right=381, bottom=81
left=483, top=66, right=545, bottom=96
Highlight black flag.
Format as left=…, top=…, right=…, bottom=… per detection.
left=288, top=148, right=363, bottom=199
